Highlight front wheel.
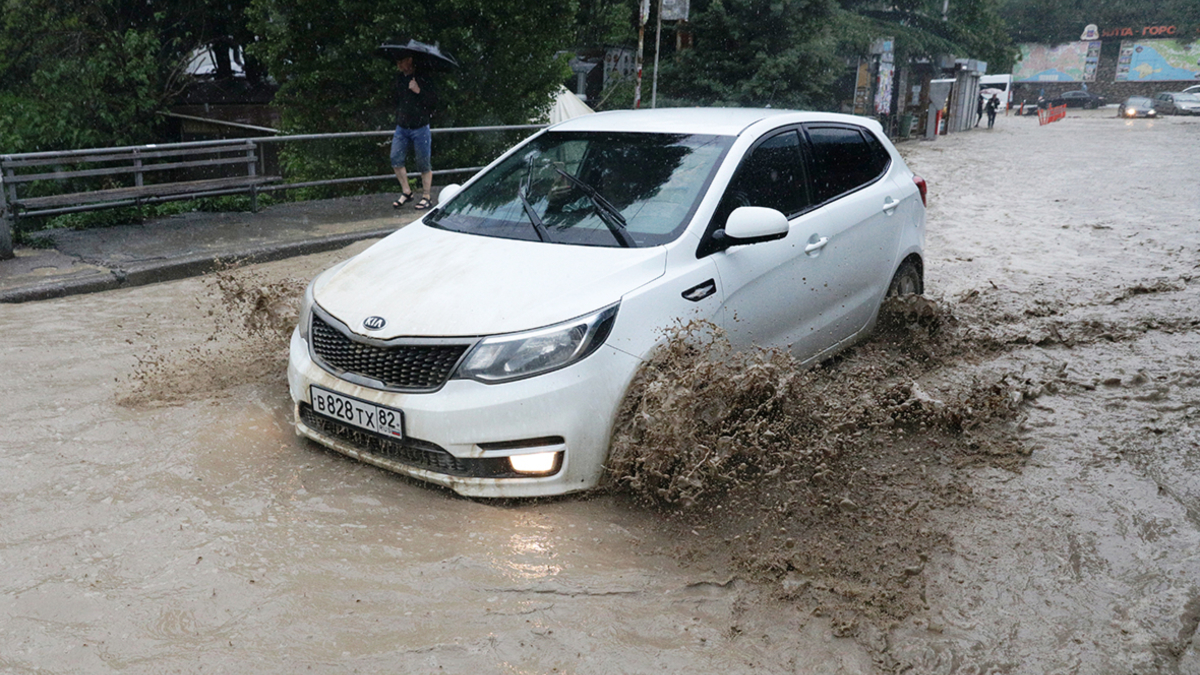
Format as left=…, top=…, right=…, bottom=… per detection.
left=887, top=260, right=923, bottom=297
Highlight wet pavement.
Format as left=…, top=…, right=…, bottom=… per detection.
left=0, top=192, right=437, bottom=303
left=2, top=108, right=1199, bottom=673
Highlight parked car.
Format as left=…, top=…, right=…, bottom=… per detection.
left=1118, top=96, right=1158, bottom=118
left=1182, top=84, right=1200, bottom=95
left=287, top=108, right=928, bottom=498
left=1153, top=91, right=1200, bottom=116
left=1051, top=90, right=1107, bottom=109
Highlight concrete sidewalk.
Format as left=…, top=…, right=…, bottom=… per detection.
left=0, top=192, right=434, bottom=303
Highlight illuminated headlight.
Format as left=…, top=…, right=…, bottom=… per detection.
left=1147, top=109, right=1156, bottom=116
left=455, top=304, right=618, bottom=383
left=509, top=451, right=561, bottom=475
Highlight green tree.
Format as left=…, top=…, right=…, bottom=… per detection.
left=999, top=0, right=1200, bottom=45
left=245, top=0, right=574, bottom=189
left=658, top=0, right=843, bottom=109
left=0, top=0, right=262, bottom=153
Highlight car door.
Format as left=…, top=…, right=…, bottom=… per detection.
left=788, top=123, right=903, bottom=355
left=703, top=124, right=903, bottom=362
left=701, top=128, right=829, bottom=355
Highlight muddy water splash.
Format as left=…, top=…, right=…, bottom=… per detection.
left=118, top=263, right=304, bottom=407
left=606, top=296, right=1053, bottom=625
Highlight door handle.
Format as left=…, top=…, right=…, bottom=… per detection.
left=882, top=197, right=900, bottom=214
left=804, top=237, right=828, bottom=253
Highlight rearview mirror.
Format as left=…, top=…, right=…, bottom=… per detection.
left=713, top=206, right=789, bottom=250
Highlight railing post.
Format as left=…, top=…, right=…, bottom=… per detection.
left=133, top=148, right=144, bottom=187
left=0, top=168, right=14, bottom=260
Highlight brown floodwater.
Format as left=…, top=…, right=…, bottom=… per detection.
left=1, top=108, right=1198, bottom=674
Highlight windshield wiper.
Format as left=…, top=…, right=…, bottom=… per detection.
left=552, top=167, right=635, bottom=248
left=518, top=159, right=553, bottom=243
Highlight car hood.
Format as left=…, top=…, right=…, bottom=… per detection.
left=313, top=223, right=667, bottom=338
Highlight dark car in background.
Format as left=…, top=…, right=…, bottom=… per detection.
left=1052, top=90, right=1107, bottom=109
left=1153, top=92, right=1200, bottom=116
left=1118, top=96, right=1158, bottom=118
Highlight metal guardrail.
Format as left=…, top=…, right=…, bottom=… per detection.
left=0, top=123, right=548, bottom=259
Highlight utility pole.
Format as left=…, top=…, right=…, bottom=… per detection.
left=635, top=0, right=649, bottom=108
left=652, top=0, right=663, bottom=107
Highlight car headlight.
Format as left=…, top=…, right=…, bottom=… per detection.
left=297, top=260, right=351, bottom=341
left=298, top=276, right=317, bottom=340
left=455, top=304, right=619, bottom=383
left=1148, top=109, right=1156, bottom=115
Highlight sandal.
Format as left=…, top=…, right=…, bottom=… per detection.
left=392, top=192, right=414, bottom=209
left=414, top=196, right=433, bottom=210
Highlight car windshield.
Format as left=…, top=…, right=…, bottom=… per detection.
left=427, top=131, right=732, bottom=248
left=1127, top=97, right=1151, bottom=105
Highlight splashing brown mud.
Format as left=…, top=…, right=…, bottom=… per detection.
left=606, top=295, right=1049, bottom=628
left=118, top=263, right=304, bottom=407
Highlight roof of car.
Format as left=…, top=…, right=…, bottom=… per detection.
left=548, top=107, right=877, bottom=137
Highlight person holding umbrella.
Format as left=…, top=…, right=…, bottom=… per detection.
left=382, top=39, right=457, bottom=210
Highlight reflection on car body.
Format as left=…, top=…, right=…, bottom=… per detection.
left=287, top=108, right=927, bottom=498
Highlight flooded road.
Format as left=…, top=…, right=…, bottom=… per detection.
left=2, top=108, right=1199, bottom=673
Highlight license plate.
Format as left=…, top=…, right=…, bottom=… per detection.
left=310, top=385, right=404, bottom=439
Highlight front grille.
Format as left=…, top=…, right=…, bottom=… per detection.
left=310, top=314, right=469, bottom=391
left=300, top=404, right=517, bottom=478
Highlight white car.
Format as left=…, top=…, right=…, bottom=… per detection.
left=287, top=108, right=927, bottom=498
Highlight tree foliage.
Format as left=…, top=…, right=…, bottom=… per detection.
left=998, top=0, right=1200, bottom=45
left=244, top=0, right=575, bottom=186
left=657, top=0, right=1014, bottom=108
left=0, top=0, right=258, bottom=153
left=658, top=0, right=842, bottom=109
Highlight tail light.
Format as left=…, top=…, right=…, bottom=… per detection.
left=912, top=174, right=928, bottom=207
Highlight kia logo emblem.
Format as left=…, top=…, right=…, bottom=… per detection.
left=363, top=316, right=386, bottom=330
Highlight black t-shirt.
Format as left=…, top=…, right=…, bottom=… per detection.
left=395, top=73, right=438, bottom=129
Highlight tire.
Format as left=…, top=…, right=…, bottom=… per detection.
left=1085, top=101, right=1096, bottom=110
left=887, top=260, right=923, bottom=297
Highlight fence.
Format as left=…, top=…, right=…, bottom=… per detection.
left=1038, top=104, right=1067, bottom=126
left=0, top=124, right=547, bottom=259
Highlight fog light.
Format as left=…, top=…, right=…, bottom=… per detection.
left=509, top=452, right=560, bottom=475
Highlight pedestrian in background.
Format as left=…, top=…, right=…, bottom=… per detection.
left=391, top=55, right=437, bottom=211
left=986, top=94, right=1000, bottom=129
left=975, top=93, right=984, bottom=127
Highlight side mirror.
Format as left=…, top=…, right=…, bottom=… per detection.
left=436, top=183, right=463, bottom=205
left=713, top=206, right=789, bottom=250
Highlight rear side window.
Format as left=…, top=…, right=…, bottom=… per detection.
left=804, top=126, right=890, bottom=204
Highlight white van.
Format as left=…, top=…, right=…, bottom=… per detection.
left=979, top=74, right=1013, bottom=111
left=932, top=74, right=1014, bottom=112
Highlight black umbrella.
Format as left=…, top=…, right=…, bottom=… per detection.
left=377, top=39, right=459, bottom=71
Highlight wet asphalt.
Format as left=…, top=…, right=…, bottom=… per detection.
left=0, top=191, right=437, bottom=303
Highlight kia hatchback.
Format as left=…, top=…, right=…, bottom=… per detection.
left=287, top=108, right=927, bottom=497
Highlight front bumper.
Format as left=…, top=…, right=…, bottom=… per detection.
left=287, top=328, right=641, bottom=498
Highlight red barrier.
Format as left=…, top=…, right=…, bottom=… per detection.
left=1038, top=104, right=1067, bottom=126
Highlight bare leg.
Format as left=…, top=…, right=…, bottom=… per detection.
left=421, top=171, right=433, bottom=201
left=394, top=167, right=413, bottom=195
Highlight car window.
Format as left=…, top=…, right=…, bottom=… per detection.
left=429, top=131, right=733, bottom=248
left=719, top=130, right=809, bottom=216
left=803, top=125, right=890, bottom=204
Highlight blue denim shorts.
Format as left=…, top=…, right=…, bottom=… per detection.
left=390, top=125, right=432, bottom=173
